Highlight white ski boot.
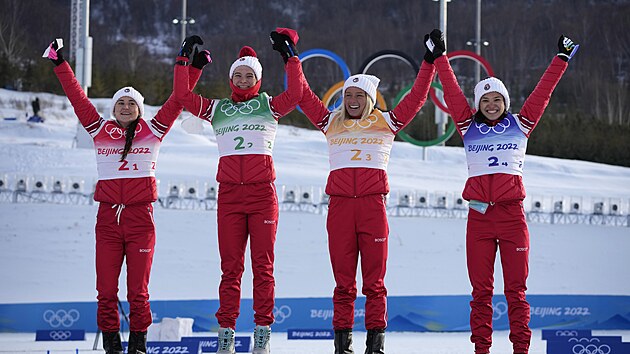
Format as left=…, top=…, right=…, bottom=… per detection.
left=216, top=327, right=235, bottom=354
left=252, top=325, right=271, bottom=354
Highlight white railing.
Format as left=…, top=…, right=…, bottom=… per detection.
left=0, top=174, right=628, bottom=227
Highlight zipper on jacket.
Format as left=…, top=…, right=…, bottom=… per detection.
left=488, top=174, right=494, bottom=205
left=240, top=156, right=244, bottom=184
left=353, top=169, right=357, bottom=198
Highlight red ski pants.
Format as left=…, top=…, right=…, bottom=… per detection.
left=466, top=201, right=531, bottom=354
left=95, top=202, right=155, bottom=332
left=327, top=194, right=388, bottom=331
left=215, top=183, right=278, bottom=329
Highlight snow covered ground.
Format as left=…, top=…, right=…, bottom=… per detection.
left=1, top=88, right=630, bottom=352
left=0, top=330, right=629, bottom=354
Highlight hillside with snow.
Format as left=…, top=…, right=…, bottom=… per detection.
left=1, top=88, right=629, bottom=353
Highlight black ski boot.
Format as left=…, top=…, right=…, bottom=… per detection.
left=334, top=329, right=354, bottom=354
left=102, top=331, right=123, bottom=354
left=127, top=331, right=148, bottom=354
left=364, top=329, right=385, bottom=354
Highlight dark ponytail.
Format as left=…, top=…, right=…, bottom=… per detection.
left=120, top=119, right=139, bottom=162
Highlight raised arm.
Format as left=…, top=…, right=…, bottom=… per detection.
left=44, top=39, right=101, bottom=132
left=151, top=47, right=209, bottom=139
left=173, top=36, right=217, bottom=121
left=268, top=29, right=304, bottom=118
left=299, top=76, right=333, bottom=132
left=389, top=60, right=435, bottom=133
left=518, top=35, right=576, bottom=137
left=428, top=29, right=476, bottom=134
left=269, top=27, right=330, bottom=131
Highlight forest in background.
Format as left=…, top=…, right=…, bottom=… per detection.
left=1, top=0, right=629, bottom=166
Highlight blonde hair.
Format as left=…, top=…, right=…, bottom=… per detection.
left=330, top=95, right=376, bottom=131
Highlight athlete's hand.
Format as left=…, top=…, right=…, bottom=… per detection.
left=557, top=35, right=579, bottom=62
left=423, top=34, right=435, bottom=64
left=179, top=35, right=203, bottom=58
left=42, top=38, right=65, bottom=66
left=270, top=28, right=299, bottom=64
left=191, top=49, right=212, bottom=69
left=429, top=29, right=446, bottom=58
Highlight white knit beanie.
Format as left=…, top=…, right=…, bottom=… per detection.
left=111, top=86, right=145, bottom=118
left=343, top=74, right=380, bottom=103
left=474, top=77, right=510, bottom=111
left=229, top=46, right=263, bottom=80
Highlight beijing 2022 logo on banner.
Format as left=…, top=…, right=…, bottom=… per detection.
left=285, top=48, right=494, bottom=147
left=273, top=305, right=292, bottom=324
left=48, top=330, right=72, bottom=341
left=43, top=309, right=80, bottom=328
left=569, top=338, right=612, bottom=354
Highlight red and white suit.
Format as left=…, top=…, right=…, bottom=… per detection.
left=299, top=61, right=436, bottom=331
left=173, top=56, right=304, bottom=329
left=54, top=62, right=201, bottom=332
left=434, top=55, right=568, bottom=354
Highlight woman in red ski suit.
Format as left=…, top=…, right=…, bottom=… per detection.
left=426, top=29, right=579, bottom=354
left=43, top=37, right=208, bottom=354
left=173, top=30, right=303, bottom=354
left=296, top=35, right=436, bottom=354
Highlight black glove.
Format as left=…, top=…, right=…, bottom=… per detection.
left=270, top=31, right=299, bottom=64
left=178, top=35, right=203, bottom=58
left=429, top=29, right=446, bottom=59
left=191, top=48, right=212, bottom=69
left=43, top=39, right=64, bottom=66
left=423, top=34, right=435, bottom=64
left=557, top=35, right=579, bottom=62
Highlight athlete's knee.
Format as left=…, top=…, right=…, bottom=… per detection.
left=334, top=285, right=357, bottom=300
left=471, top=289, right=493, bottom=303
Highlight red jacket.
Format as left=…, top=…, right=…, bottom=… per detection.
left=54, top=62, right=201, bottom=204
left=300, top=60, right=436, bottom=197
left=174, top=56, right=304, bottom=184
left=434, top=55, right=568, bottom=203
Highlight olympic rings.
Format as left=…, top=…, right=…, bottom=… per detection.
left=43, top=309, right=80, bottom=328
left=394, top=81, right=457, bottom=147
left=359, top=50, right=420, bottom=75
left=394, top=50, right=493, bottom=146
left=492, top=301, right=508, bottom=320
left=220, top=100, right=261, bottom=116
left=556, top=330, right=579, bottom=337
left=104, top=121, right=142, bottom=140
left=283, top=48, right=494, bottom=147
left=358, top=50, right=422, bottom=112
left=476, top=116, right=510, bottom=135
left=49, top=330, right=72, bottom=341
left=298, top=49, right=352, bottom=79
left=315, top=50, right=417, bottom=112
left=273, top=305, right=292, bottom=324
left=285, top=49, right=351, bottom=113
left=571, top=343, right=611, bottom=354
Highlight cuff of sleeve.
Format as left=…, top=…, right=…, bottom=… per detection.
left=556, top=53, right=569, bottom=62
left=176, top=56, right=190, bottom=66
left=53, top=60, right=72, bottom=74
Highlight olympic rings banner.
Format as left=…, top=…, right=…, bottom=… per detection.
left=1, top=295, right=629, bottom=332
left=287, top=49, right=494, bottom=147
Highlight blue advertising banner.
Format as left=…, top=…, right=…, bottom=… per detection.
left=287, top=329, right=334, bottom=340
left=2, top=295, right=629, bottom=333
left=545, top=336, right=630, bottom=354
left=541, top=329, right=592, bottom=340
left=180, top=336, right=251, bottom=353
left=35, top=329, right=85, bottom=341
left=123, top=341, right=201, bottom=354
